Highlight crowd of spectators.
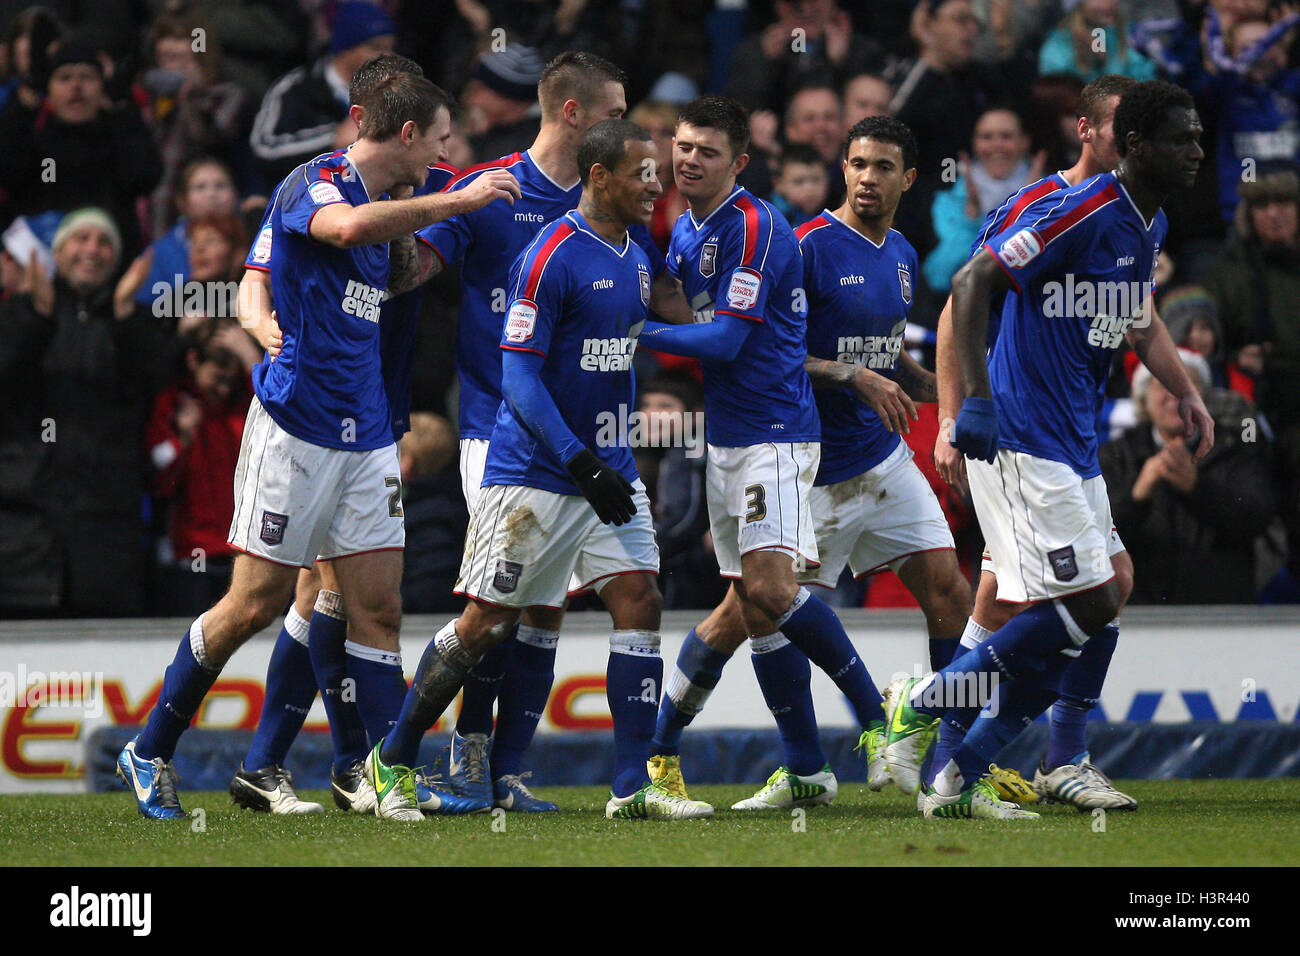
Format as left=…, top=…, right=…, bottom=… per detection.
left=0, top=0, right=1296, bottom=617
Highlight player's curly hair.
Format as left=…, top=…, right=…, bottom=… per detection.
left=1112, top=80, right=1195, bottom=157
left=841, top=115, right=917, bottom=170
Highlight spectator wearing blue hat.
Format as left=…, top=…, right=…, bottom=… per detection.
left=249, top=0, right=396, bottom=185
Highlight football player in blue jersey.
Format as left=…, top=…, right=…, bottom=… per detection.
left=626, top=95, right=891, bottom=807
left=366, top=119, right=713, bottom=822
left=927, top=75, right=1148, bottom=811
left=404, top=53, right=690, bottom=813
left=230, top=55, right=480, bottom=818
left=117, top=72, right=522, bottom=820
left=886, top=80, right=1215, bottom=820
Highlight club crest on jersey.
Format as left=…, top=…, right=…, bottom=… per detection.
left=897, top=265, right=913, bottom=305
left=493, top=559, right=523, bottom=594
left=639, top=265, right=651, bottom=305
left=308, top=180, right=344, bottom=206
left=700, top=242, right=718, bottom=277
left=506, top=298, right=538, bottom=343
left=260, top=511, right=288, bottom=546
left=1047, top=545, right=1078, bottom=582
left=725, top=267, right=762, bottom=311
left=1000, top=228, right=1042, bottom=268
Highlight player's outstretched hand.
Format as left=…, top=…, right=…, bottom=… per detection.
left=460, top=169, right=522, bottom=212
left=566, top=448, right=636, bottom=526
left=1179, top=391, right=1215, bottom=461
left=934, top=417, right=968, bottom=490
left=852, top=367, right=917, bottom=434
left=951, top=396, right=998, bottom=464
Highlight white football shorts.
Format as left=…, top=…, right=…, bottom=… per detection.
left=707, top=441, right=819, bottom=579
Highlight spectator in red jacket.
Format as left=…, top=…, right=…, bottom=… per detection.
left=146, top=314, right=260, bottom=614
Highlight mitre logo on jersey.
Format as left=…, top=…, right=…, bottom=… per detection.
left=699, top=241, right=717, bottom=277
left=725, top=267, right=762, bottom=311
left=505, top=299, right=537, bottom=343
left=836, top=318, right=905, bottom=370
left=252, top=226, right=273, bottom=264
left=581, top=335, right=635, bottom=371
left=639, top=265, right=651, bottom=305
left=340, top=279, right=382, bottom=322
left=897, top=264, right=913, bottom=304
left=308, top=180, right=344, bottom=205
left=1000, top=228, right=1042, bottom=268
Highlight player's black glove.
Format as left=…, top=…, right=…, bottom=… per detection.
left=565, top=448, right=636, bottom=526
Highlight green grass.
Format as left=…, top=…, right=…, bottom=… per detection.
left=3, top=780, right=1296, bottom=866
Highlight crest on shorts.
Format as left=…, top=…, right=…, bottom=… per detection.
left=1047, top=545, right=1078, bottom=582
left=493, top=559, right=523, bottom=594
left=699, top=242, right=717, bottom=277
left=897, top=265, right=913, bottom=305
left=260, top=511, right=288, bottom=546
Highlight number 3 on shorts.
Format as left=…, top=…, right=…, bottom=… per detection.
left=744, top=483, right=766, bottom=523
left=386, top=475, right=403, bottom=517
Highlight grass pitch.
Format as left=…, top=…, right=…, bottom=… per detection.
left=3, top=779, right=1296, bottom=867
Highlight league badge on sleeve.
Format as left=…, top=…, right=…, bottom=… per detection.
left=505, top=298, right=538, bottom=343
left=725, top=267, right=762, bottom=311
left=897, top=265, right=913, bottom=305
left=1000, top=228, right=1042, bottom=268
left=252, top=226, right=273, bottom=265
left=308, top=180, right=345, bottom=206
left=700, top=241, right=717, bottom=277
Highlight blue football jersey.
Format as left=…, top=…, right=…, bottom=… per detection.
left=246, top=149, right=391, bottom=450
left=983, top=172, right=1167, bottom=477
left=797, top=212, right=919, bottom=485
left=417, top=150, right=664, bottom=441
left=666, top=186, right=819, bottom=447
left=483, top=211, right=651, bottom=496
left=969, top=172, right=1070, bottom=348
left=247, top=161, right=459, bottom=443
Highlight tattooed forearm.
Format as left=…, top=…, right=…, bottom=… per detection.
left=387, top=234, right=421, bottom=295
left=804, top=355, right=860, bottom=389
left=894, top=351, right=938, bottom=402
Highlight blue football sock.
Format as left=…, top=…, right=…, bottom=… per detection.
left=244, top=609, right=317, bottom=770
left=776, top=588, right=884, bottom=726
left=911, top=602, right=1082, bottom=718
left=954, top=659, right=1065, bottom=785
left=925, top=716, right=971, bottom=789
left=1046, top=623, right=1118, bottom=769
left=650, top=628, right=729, bottom=756
left=383, top=621, right=477, bottom=766
left=306, top=591, right=369, bottom=776
left=456, top=636, right=509, bottom=737
left=929, top=637, right=960, bottom=671
left=750, top=633, right=825, bottom=776
left=492, top=625, right=557, bottom=779
left=607, top=631, right=662, bottom=798
left=136, top=617, right=221, bottom=761
left=345, top=640, right=406, bottom=749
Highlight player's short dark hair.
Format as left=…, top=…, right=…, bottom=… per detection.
left=780, top=143, right=825, bottom=171
left=538, top=51, right=626, bottom=119
left=1112, top=80, right=1196, bottom=157
left=578, top=118, right=651, bottom=186
left=350, top=53, right=424, bottom=105
left=1078, top=73, right=1137, bottom=123
left=676, top=94, right=750, bottom=160
left=842, top=115, right=917, bottom=170
left=356, top=73, right=452, bottom=141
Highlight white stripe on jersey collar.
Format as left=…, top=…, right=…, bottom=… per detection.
left=686, top=184, right=744, bottom=231
left=1116, top=180, right=1158, bottom=231
left=565, top=210, right=631, bottom=256
left=822, top=208, right=890, bottom=249
left=525, top=149, right=580, bottom=193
